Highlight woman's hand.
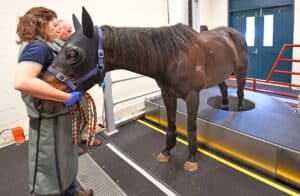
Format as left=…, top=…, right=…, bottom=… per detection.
left=64, top=91, right=82, bottom=106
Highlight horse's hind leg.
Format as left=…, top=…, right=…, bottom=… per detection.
left=157, top=91, right=177, bottom=163
left=218, top=81, right=228, bottom=110
left=183, top=90, right=199, bottom=172
left=235, top=68, right=247, bottom=110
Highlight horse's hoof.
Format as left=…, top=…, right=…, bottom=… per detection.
left=238, top=105, right=245, bottom=111
left=183, top=161, right=198, bottom=172
left=157, top=153, right=171, bottom=162
left=221, top=104, right=229, bottom=110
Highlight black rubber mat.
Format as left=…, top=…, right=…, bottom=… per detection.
left=91, top=121, right=291, bottom=196
left=0, top=142, right=30, bottom=196
left=88, top=138, right=171, bottom=196
left=0, top=134, right=170, bottom=196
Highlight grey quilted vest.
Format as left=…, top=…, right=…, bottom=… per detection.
left=19, top=39, right=78, bottom=195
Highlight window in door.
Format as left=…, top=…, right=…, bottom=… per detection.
left=263, top=14, right=274, bottom=47
left=246, top=16, right=255, bottom=46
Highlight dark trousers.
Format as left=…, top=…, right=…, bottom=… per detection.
left=31, top=182, right=76, bottom=196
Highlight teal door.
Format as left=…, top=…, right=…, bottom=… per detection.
left=230, top=5, right=294, bottom=82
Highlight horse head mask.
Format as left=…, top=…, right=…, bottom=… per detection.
left=44, top=7, right=104, bottom=92
left=40, top=7, right=105, bottom=113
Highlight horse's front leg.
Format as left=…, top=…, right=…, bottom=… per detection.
left=184, top=90, right=199, bottom=172
left=157, top=91, right=177, bottom=163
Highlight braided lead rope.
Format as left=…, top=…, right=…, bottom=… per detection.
left=70, top=92, right=97, bottom=147
left=83, top=92, right=97, bottom=147
left=70, top=105, right=78, bottom=144
left=79, top=103, right=88, bottom=129
left=88, top=93, right=97, bottom=147
left=84, top=93, right=92, bottom=146
left=71, top=103, right=84, bottom=145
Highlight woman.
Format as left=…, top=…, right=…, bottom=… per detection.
left=14, top=7, right=92, bottom=196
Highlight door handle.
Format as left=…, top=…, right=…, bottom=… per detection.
left=254, top=48, right=258, bottom=54
left=250, top=48, right=258, bottom=54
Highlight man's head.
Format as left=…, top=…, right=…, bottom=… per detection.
left=56, top=19, right=73, bottom=41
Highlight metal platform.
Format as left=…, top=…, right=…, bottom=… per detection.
left=144, top=86, right=300, bottom=188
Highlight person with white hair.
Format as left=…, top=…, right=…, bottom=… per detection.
left=57, top=19, right=73, bottom=40
left=51, top=19, right=73, bottom=51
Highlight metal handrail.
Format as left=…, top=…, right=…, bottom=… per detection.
left=103, top=72, right=159, bottom=135
left=113, top=89, right=160, bottom=105
left=112, top=75, right=144, bottom=84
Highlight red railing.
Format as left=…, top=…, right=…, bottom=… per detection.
left=228, top=77, right=298, bottom=99
left=228, top=44, right=300, bottom=102
left=266, top=44, right=300, bottom=83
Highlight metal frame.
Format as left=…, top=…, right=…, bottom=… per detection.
left=144, top=94, right=300, bottom=188
left=103, top=73, right=159, bottom=135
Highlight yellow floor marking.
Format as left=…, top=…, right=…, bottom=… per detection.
left=137, top=119, right=300, bottom=196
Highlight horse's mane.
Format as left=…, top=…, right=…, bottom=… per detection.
left=102, top=23, right=197, bottom=73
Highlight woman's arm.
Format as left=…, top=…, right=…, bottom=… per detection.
left=14, top=62, right=71, bottom=102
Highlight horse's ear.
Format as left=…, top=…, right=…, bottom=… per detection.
left=72, top=14, right=81, bottom=31
left=82, top=7, right=94, bottom=38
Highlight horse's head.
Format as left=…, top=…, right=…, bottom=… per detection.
left=39, top=7, right=104, bottom=113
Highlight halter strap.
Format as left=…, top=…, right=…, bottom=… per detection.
left=47, top=27, right=105, bottom=91
left=97, top=27, right=105, bottom=87
left=97, top=27, right=104, bottom=69
left=47, top=66, right=77, bottom=90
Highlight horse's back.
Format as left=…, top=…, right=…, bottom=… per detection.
left=201, top=26, right=247, bottom=51
left=196, top=27, right=248, bottom=88
left=208, top=26, right=248, bottom=60
left=211, top=27, right=249, bottom=74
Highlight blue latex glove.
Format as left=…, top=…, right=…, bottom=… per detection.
left=64, top=91, right=82, bottom=106
left=101, top=81, right=106, bottom=89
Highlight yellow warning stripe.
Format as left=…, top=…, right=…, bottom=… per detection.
left=137, top=119, right=300, bottom=196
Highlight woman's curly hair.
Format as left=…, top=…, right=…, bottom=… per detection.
left=16, top=7, right=57, bottom=44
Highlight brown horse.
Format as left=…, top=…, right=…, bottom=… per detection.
left=42, top=7, right=248, bottom=171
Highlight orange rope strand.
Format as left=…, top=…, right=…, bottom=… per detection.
left=70, top=92, right=97, bottom=147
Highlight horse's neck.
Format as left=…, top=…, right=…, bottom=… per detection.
left=103, top=41, right=162, bottom=78
left=102, top=25, right=175, bottom=79
left=106, top=62, right=160, bottom=79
